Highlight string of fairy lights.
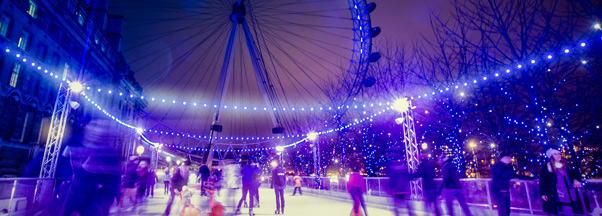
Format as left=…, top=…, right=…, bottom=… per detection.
left=2, top=29, right=600, bottom=178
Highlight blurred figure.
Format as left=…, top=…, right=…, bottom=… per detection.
left=540, top=149, right=588, bottom=216
left=223, top=160, right=241, bottom=210
left=387, top=159, right=413, bottom=216
left=163, top=160, right=190, bottom=216
left=59, top=119, right=122, bottom=216
left=136, top=160, right=149, bottom=201
left=271, top=164, right=286, bottom=214
left=212, top=168, right=223, bottom=196
left=146, top=169, right=158, bottom=198
left=292, top=174, right=303, bottom=196
left=198, top=163, right=211, bottom=196
left=119, top=156, right=140, bottom=208
left=415, top=155, right=440, bottom=216
left=439, top=155, right=472, bottom=216
left=347, top=168, right=368, bottom=216
left=235, top=162, right=260, bottom=215
left=251, top=162, right=261, bottom=208
left=162, top=170, right=171, bottom=195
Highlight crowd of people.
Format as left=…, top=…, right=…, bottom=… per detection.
left=24, top=117, right=592, bottom=216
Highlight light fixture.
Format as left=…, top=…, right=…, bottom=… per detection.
left=136, top=146, right=144, bottom=156
left=307, top=132, right=318, bottom=141
left=69, top=81, right=83, bottom=93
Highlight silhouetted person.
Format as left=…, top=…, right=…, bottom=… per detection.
left=271, top=164, right=286, bottom=214
left=198, top=163, right=211, bottom=196
left=415, top=156, right=440, bottom=216
left=119, top=156, right=140, bottom=208
left=439, top=155, right=472, bottom=216
left=491, top=152, right=536, bottom=216
left=60, top=120, right=121, bottom=216
left=387, top=159, right=413, bottom=216
left=235, top=162, right=260, bottom=215
left=164, top=160, right=190, bottom=216
left=162, top=170, right=171, bottom=195
left=145, top=169, right=158, bottom=197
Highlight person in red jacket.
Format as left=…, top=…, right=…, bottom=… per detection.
left=347, top=168, right=367, bottom=216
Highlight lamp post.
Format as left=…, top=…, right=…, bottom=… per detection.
left=307, top=132, right=320, bottom=189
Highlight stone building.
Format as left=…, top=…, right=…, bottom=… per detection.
left=0, top=0, right=146, bottom=177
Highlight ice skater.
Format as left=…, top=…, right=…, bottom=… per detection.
left=271, top=164, right=286, bottom=214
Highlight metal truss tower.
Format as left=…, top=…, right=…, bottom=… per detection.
left=399, top=99, right=423, bottom=199
left=34, top=83, right=74, bottom=203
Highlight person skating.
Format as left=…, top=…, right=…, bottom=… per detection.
left=540, top=149, right=589, bottom=216
left=162, top=170, right=171, bottom=195
left=271, top=164, right=286, bottom=214
left=414, top=155, right=440, bottom=216
left=491, top=152, right=536, bottom=216
left=163, top=160, right=190, bottom=216
left=234, top=162, right=260, bottom=215
left=136, top=160, right=149, bottom=201
left=439, top=155, right=472, bottom=216
left=347, top=168, right=368, bottom=216
left=198, top=163, right=211, bottom=196
left=146, top=169, right=158, bottom=197
left=292, top=174, right=303, bottom=196
left=223, top=160, right=240, bottom=211
left=387, top=158, right=413, bottom=216
left=119, top=156, right=140, bottom=208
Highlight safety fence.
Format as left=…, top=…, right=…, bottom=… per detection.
left=0, top=178, right=65, bottom=215
left=265, top=176, right=602, bottom=215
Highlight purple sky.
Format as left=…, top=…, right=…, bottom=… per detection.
left=108, top=0, right=453, bottom=141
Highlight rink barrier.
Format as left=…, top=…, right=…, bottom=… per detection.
left=0, top=178, right=65, bottom=215
left=264, top=176, right=602, bottom=215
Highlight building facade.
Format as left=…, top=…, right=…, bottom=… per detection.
left=0, top=0, right=146, bottom=177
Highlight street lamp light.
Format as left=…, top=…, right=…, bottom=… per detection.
left=166, top=156, right=171, bottom=163
left=136, top=145, right=144, bottom=156
left=176, top=160, right=181, bottom=165
left=307, top=132, right=318, bottom=141
left=421, top=142, right=428, bottom=150
left=136, top=127, right=144, bottom=134
left=69, top=81, right=83, bottom=93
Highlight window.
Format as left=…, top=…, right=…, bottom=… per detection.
left=36, top=43, right=48, bottom=61
left=9, top=63, right=22, bottom=87
left=94, top=33, right=100, bottom=44
left=28, top=0, right=37, bottom=18
left=76, top=11, right=84, bottom=25
left=18, top=30, right=29, bottom=50
left=0, top=15, right=10, bottom=37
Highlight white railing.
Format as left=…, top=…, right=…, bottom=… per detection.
left=0, top=178, right=64, bottom=215
left=265, top=176, right=602, bottom=214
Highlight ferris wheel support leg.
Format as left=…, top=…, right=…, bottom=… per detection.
left=240, top=20, right=281, bottom=128
left=34, top=83, right=73, bottom=204
left=205, top=21, right=239, bottom=167
left=400, top=100, right=423, bottom=200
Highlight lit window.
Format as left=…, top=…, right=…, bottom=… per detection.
left=76, top=12, right=84, bottom=25
left=28, top=0, right=37, bottom=18
left=18, top=30, right=29, bottom=50
left=0, top=15, right=10, bottom=37
left=94, top=33, right=100, bottom=44
left=9, top=63, right=22, bottom=87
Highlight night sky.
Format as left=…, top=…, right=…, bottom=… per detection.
left=108, top=0, right=453, bottom=140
